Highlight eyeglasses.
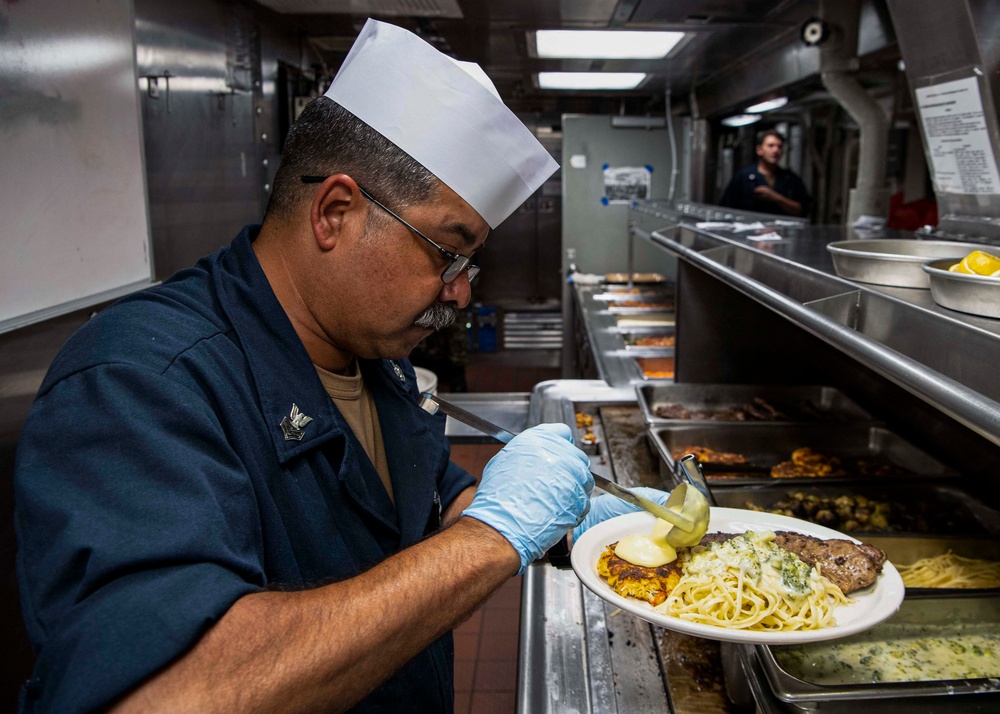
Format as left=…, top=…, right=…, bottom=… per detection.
left=301, top=176, right=481, bottom=284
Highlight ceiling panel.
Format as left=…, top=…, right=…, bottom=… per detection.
left=262, top=0, right=897, bottom=117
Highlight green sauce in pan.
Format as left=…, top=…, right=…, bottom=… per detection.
left=774, top=624, right=1000, bottom=685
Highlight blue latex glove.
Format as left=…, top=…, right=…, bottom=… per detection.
left=571, top=487, right=671, bottom=542
left=463, top=423, right=594, bottom=574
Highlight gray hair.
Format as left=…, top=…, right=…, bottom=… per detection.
left=266, top=97, right=437, bottom=225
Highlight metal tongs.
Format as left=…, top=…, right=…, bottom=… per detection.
left=420, top=392, right=702, bottom=534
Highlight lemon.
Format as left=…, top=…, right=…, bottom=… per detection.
left=959, top=250, right=1000, bottom=276
left=949, top=261, right=971, bottom=273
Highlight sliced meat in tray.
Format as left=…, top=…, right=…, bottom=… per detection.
left=636, top=384, right=872, bottom=426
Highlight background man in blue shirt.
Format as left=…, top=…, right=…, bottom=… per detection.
left=720, top=129, right=810, bottom=217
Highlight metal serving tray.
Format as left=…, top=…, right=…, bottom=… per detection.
left=618, top=330, right=676, bottom=353
left=924, top=258, right=1000, bottom=319
left=826, top=239, right=988, bottom=288
left=606, top=304, right=675, bottom=315
left=604, top=272, right=667, bottom=284
left=648, top=423, right=956, bottom=486
left=706, top=483, right=1000, bottom=536
left=615, top=313, right=675, bottom=328
left=634, top=357, right=674, bottom=381
left=636, top=384, right=871, bottom=426
left=593, top=291, right=671, bottom=302
left=863, top=535, right=1000, bottom=595
left=757, top=594, right=1000, bottom=703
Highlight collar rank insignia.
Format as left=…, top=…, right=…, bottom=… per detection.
left=280, top=403, right=313, bottom=442
left=391, top=361, right=406, bottom=383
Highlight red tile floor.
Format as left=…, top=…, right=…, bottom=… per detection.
left=450, top=442, right=518, bottom=714
left=443, top=351, right=562, bottom=713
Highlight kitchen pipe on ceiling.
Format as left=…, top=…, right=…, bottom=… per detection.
left=815, top=0, right=890, bottom=226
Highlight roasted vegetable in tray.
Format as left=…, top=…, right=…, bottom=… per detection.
left=744, top=491, right=981, bottom=534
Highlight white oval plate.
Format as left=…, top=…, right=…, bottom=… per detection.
left=570, top=508, right=905, bottom=645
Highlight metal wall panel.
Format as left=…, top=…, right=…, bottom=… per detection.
left=473, top=115, right=563, bottom=306
left=561, top=115, right=680, bottom=278
left=135, top=0, right=262, bottom=279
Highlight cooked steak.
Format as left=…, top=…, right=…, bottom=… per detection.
left=696, top=531, right=886, bottom=595
left=655, top=403, right=691, bottom=419
left=744, top=397, right=786, bottom=421
left=772, top=531, right=886, bottom=594
left=698, top=532, right=739, bottom=546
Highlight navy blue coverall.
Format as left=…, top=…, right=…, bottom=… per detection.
left=14, top=225, right=475, bottom=713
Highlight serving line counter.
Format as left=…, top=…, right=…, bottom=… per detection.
left=519, top=208, right=1000, bottom=712
left=518, top=380, right=741, bottom=714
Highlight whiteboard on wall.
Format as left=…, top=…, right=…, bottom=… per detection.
left=0, top=0, right=153, bottom=334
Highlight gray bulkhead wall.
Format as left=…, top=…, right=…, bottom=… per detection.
left=561, top=114, right=684, bottom=280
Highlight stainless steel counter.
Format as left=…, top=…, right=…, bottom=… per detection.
left=518, top=380, right=745, bottom=714
left=518, top=205, right=1000, bottom=714
left=638, top=213, right=1000, bottom=448
left=518, top=380, right=677, bottom=714
left=439, top=392, right=530, bottom=442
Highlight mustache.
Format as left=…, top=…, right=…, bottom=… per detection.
left=414, top=303, right=457, bottom=331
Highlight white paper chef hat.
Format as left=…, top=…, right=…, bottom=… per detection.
left=324, top=19, right=558, bottom=228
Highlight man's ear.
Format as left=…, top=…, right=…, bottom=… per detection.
left=309, top=174, right=365, bottom=250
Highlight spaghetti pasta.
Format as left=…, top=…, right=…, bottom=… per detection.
left=654, top=531, right=852, bottom=631
left=897, top=551, right=1000, bottom=589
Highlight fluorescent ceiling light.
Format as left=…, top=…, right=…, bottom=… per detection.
left=745, top=96, right=788, bottom=113
left=721, top=114, right=762, bottom=127
left=538, top=72, right=646, bottom=90
left=534, top=30, right=686, bottom=59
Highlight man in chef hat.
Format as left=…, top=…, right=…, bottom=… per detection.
left=14, top=19, right=668, bottom=713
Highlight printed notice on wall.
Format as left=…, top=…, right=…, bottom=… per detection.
left=603, top=166, right=651, bottom=204
left=915, top=76, right=1000, bottom=195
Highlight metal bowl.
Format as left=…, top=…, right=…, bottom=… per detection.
left=826, top=239, right=989, bottom=288
left=923, top=258, right=1000, bottom=319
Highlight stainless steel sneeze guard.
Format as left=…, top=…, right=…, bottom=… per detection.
left=648, top=226, right=1000, bottom=449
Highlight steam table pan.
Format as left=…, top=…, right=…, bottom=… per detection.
left=756, top=594, right=1000, bottom=706
left=636, top=384, right=871, bottom=426
left=707, top=482, right=1000, bottom=537
left=648, top=423, right=956, bottom=487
